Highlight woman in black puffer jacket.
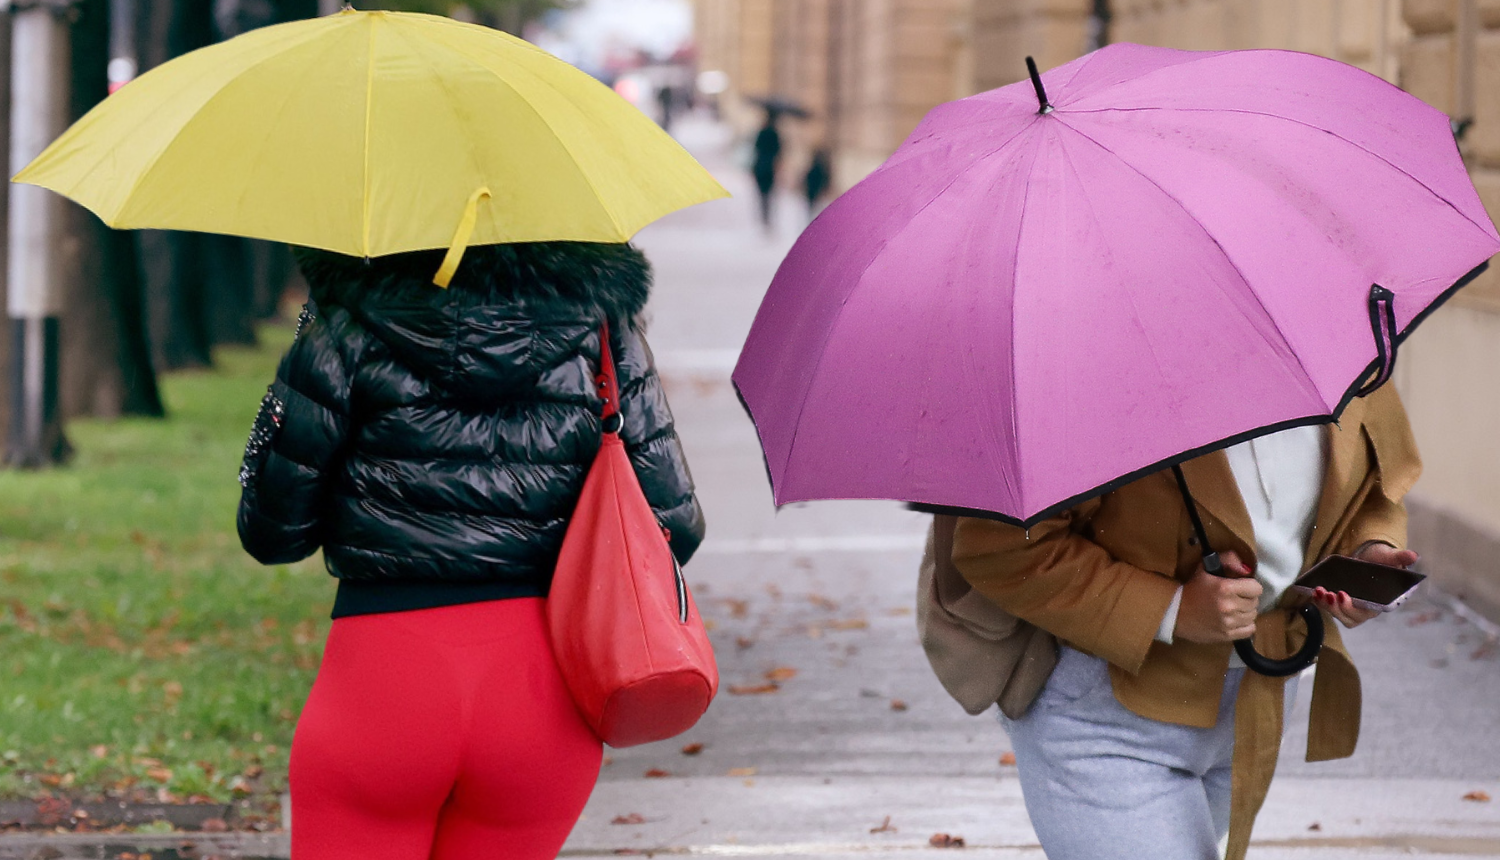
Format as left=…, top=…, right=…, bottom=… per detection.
left=237, top=242, right=703, bottom=860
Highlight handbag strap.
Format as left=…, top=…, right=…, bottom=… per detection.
left=597, top=320, right=622, bottom=435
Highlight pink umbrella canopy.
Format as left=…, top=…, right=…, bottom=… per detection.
left=733, top=44, right=1500, bottom=527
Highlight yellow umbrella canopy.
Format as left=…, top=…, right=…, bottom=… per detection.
left=14, top=8, right=727, bottom=282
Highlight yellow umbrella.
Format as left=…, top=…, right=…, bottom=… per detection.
left=14, top=8, right=727, bottom=285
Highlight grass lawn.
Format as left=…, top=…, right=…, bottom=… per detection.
left=0, top=323, right=328, bottom=822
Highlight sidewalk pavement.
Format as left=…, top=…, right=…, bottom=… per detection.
left=4, top=113, right=1497, bottom=859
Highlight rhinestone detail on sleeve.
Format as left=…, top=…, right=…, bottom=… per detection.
left=239, top=387, right=286, bottom=489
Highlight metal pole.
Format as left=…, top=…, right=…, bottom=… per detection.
left=107, top=0, right=133, bottom=92
left=5, top=0, right=72, bottom=467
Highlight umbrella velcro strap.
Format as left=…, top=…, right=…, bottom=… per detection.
left=432, top=186, right=492, bottom=288
left=1355, top=284, right=1397, bottom=397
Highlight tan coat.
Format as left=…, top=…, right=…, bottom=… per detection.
left=950, top=383, right=1421, bottom=860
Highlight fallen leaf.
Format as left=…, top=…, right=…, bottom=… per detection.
left=807, top=594, right=838, bottom=611
left=724, top=599, right=749, bottom=619
left=643, top=768, right=671, bottom=778
left=870, top=815, right=897, bottom=834
left=765, top=584, right=782, bottom=599
left=886, top=607, right=913, bottom=616
left=736, top=637, right=755, bottom=650
left=929, top=833, right=966, bottom=848
left=805, top=625, right=824, bottom=639
left=1463, top=790, right=1492, bottom=802
left=727, top=767, right=757, bottom=777
left=611, top=813, right=647, bottom=825
left=201, top=818, right=229, bottom=833
left=1308, top=822, right=1322, bottom=831
left=146, top=767, right=173, bottom=783
left=1471, top=639, right=1499, bottom=661
left=1407, top=611, right=1442, bottom=626
left=764, top=666, right=798, bottom=682
left=681, top=742, right=705, bottom=756
left=729, top=683, right=780, bottom=695
left=89, top=745, right=109, bottom=759
left=890, top=699, right=908, bottom=712
left=999, top=752, right=1017, bottom=766
left=601, top=756, right=614, bottom=767
left=827, top=618, right=868, bottom=630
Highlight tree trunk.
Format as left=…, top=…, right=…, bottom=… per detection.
left=59, top=0, right=165, bottom=420
left=205, top=233, right=259, bottom=346
left=134, top=0, right=220, bottom=371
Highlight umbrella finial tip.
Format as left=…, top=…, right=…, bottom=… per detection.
left=1025, top=56, right=1052, bottom=115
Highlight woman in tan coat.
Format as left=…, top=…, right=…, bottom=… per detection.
left=951, top=382, right=1421, bottom=860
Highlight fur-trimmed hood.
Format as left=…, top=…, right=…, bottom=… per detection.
left=294, top=242, right=651, bottom=403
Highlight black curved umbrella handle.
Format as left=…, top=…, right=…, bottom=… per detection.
left=1231, top=604, right=1323, bottom=678
left=1175, top=466, right=1324, bottom=677
left=1202, top=551, right=1323, bottom=676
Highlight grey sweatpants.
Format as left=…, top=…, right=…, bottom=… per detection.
left=1001, top=646, right=1297, bottom=860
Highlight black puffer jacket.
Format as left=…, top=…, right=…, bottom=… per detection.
left=237, top=243, right=705, bottom=618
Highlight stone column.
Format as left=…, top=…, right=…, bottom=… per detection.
left=971, top=0, right=1092, bottom=92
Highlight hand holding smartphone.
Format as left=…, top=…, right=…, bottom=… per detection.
left=1287, top=554, right=1426, bottom=614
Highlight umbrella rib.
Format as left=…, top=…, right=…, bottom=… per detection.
left=224, top=36, right=355, bottom=236
left=379, top=20, right=496, bottom=245
left=780, top=123, right=1041, bottom=485
left=106, top=25, right=337, bottom=225
left=409, top=18, right=629, bottom=239
left=1001, top=137, right=1043, bottom=513
left=1064, top=104, right=1498, bottom=242
left=1053, top=135, right=1180, bottom=411
left=1055, top=120, right=1322, bottom=406
left=362, top=16, right=378, bottom=256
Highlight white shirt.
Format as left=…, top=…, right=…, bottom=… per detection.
left=1155, top=425, right=1328, bottom=649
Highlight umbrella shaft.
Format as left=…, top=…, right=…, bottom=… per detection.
left=1171, top=464, right=1222, bottom=570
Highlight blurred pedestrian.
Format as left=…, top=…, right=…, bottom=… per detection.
left=804, top=147, right=832, bottom=221
left=752, top=110, right=782, bottom=232
left=237, top=242, right=705, bottom=860
left=657, top=85, right=675, bottom=133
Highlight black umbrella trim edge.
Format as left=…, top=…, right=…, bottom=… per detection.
left=734, top=260, right=1490, bottom=530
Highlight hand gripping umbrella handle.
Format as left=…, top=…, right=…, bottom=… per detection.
left=1173, top=466, right=1323, bottom=678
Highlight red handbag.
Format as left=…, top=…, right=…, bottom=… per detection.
left=547, top=321, right=719, bottom=747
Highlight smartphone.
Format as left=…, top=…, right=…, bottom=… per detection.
left=1287, top=555, right=1426, bottom=613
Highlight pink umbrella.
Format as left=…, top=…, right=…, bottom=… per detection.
left=734, top=43, right=1499, bottom=529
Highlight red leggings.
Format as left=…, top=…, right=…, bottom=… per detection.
left=289, top=598, right=602, bottom=860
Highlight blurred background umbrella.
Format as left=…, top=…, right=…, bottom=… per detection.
left=748, top=95, right=811, bottom=119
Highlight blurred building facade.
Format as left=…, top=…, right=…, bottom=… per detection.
left=694, top=0, right=1500, bottom=616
